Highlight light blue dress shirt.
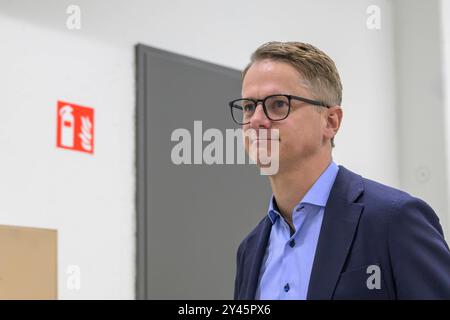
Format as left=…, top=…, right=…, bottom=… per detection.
left=255, top=161, right=339, bottom=300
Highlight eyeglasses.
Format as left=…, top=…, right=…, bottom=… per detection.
left=228, top=94, right=329, bottom=125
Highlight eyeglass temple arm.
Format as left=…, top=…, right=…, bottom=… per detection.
left=290, top=95, right=329, bottom=108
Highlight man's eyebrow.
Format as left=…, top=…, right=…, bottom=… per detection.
left=242, top=93, right=288, bottom=99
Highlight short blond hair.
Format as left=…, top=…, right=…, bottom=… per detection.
left=242, top=41, right=342, bottom=106
left=242, top=41, right=342, bottom=147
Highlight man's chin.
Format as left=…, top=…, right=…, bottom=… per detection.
left=246, top=151, right=281, bottom=175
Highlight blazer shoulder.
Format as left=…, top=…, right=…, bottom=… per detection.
left=360, top=176, right=411, bottom=206
left=340, top=167, right=415, bottom=222
left=335, top=166, right=409, bottom=207
left=359, top=174, right=442, bottom=228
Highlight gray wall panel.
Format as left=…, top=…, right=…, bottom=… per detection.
left=136, top=44, right=271, bottom=299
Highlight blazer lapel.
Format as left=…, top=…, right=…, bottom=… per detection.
left=241, top=217, right=272, bottom=299
left=307, top=166, right=364, bottom=300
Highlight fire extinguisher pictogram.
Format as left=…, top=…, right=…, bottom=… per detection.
left=59, top=105, right=75, bottom=148
left=57, top=101, right=94, bottom=154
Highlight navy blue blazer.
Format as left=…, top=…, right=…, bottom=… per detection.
left=234, top=165, right=450, bottom=299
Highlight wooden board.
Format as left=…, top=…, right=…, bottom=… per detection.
left=0, top=225, right=57, bottom=299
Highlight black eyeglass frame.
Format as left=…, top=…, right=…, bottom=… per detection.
left=228, top=94, right=329, bottom=125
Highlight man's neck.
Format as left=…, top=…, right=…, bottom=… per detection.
left=268, top=152, right=332, bottom=228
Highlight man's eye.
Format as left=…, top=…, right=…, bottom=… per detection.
left=273, top=100, right=287, bottom=108
left=243, top=104, right=255, bottom=112
left=269, top=100, right=288, bottom=110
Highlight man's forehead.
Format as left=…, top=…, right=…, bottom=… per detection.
left=241, top=84, right=293, bottom=98
left=242, top=60, right=305, bottom=97
left=241, top=77, right=307, bottom=98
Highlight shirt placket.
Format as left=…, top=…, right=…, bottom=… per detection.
left=280, top=204, right=307, bottom=299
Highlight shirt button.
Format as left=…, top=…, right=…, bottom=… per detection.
left=284, top=283, right=290, bottom=292
left=289, top=239, right=295, bottom=248
left=296, top=207, right=301, bottom=212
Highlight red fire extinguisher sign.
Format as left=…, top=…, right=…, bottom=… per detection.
left=57, top=101, right=95, bottom=154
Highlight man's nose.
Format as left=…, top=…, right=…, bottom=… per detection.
left=249, top=103, right=272, bottom=129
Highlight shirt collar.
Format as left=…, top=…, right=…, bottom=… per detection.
left=267, top=161, right=339, bottom=224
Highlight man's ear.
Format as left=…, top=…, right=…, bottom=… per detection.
left=324, top=106, right=343, bottom=141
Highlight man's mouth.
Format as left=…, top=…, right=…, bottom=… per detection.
left=246, top=130, right=280, bottom=144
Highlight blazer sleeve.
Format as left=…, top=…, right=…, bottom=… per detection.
left=388, top=195, right=450, bottom=299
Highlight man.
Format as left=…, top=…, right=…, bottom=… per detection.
left=231, top=41, right=450, bottom=300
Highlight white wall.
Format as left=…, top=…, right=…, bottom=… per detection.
left=2, top=0, right=445, bottom=299
left=0, top=15, right=135, bottom=298
left=394, top=0, right=449, bottom=238
left=442, top=0, right=450, bottom=238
